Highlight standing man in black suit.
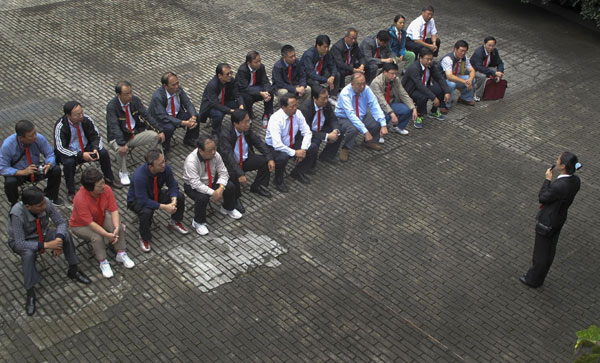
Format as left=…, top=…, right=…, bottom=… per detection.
left=148, top=72, right=198, bottom=157
left=272, top=45, right=310, bottom=104
left=301, top=35, right=338, bottom=95
left=299, top=86, right=341, bottom=171
left=198, top=63, right=245, bottom=138
left=219, top=110, right=274, bottom=213
left=330, top=27, right=366, bottom=93
left=520, top=152, right=581, bottom=288
left=237, top=51, right=274, bottom=129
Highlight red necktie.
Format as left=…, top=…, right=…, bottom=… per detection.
left=75, top=124, right=85, bottom=152
left=422, top=68, right=428, bottom=85
left=206, top=161, right=213, bottom=188
left=354, top=95, right=360, bottom=118
left=251, top=71, right=256, bottom=86
left=25, top=146, right=34, bottom=182
left=484, top=54, right=490, bottom=67
left=170, top=96, right=176, bottom=117
left=346, top=50, right=350, bottom=65
left=36, top=218, right=45, bottom=254
left=287, top=65, right=292, bottom=83
left=124, top=104, right=134, bottom=139
left=220, top=87, right=225, bottom=105
left=238, top=135, right=244, bottom=168
left=454, top=61, right=460, bottom=75
left=385, top=83, right=391, bottom=104
left=398, top=33, right=402, bottom=45
left=288, top=116, right=294, bottom=148
left=317, top=109, right=322, bottom=132
left=316, top=57, right=323, bottom=75
left=153, top=176, right=159, bottom=202
left=96, top=194, right=104, bottom=227
left=375, top=47, right=380, bottom=58
left=422, top=22, right=428, bottom=40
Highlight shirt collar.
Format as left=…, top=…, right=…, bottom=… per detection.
left=165, top=87, right=176, bottom=99
left=313, top=101, right=322, bottom=111
left=118, top=97, right=129, bottom=108
left=283, top=59, right=291, bottom=68
left=557, top=174, right=572, bottom=179
left=247, top=64, right=254, bottom=73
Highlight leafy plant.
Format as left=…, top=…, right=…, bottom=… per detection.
left=573, top=325, right=600, bottom=362
left=522, top=0, right=600, bottom=27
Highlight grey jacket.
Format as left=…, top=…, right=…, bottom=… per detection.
left=370, top=73, right=415, bottom=114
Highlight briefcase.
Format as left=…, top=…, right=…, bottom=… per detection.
left=482, top=79, right=507, bottom=100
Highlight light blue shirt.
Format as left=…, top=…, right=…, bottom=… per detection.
left=165, top=89, right=180, bottom=117
left=68, top=120, right=88, bottom=152
left=0, top=133, right=56, bottom=176
left=234, top=130, right=248, bottom=163
left=334, top=84, right=386, bottom=134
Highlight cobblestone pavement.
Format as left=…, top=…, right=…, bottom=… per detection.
left=1, top=0, right=599, bottom=361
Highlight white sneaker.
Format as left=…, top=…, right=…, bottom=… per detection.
left=399, top=129, right=409, bottom=135
left=140, top=239, right=151, bottom=252
left=219, top=207, right=242, bottom=220
left=119, top=171, right=130, bottom=186
left=168, top=219, right=189, bottom=234
left=473, top=96, right=481, bottom=102
left=192, top=220, right=209, bottom=235
left=116, top=252, right=135, bottom=269
left=378, top=136, right=384, bottom=144
left=100, top=260, right=113, bottom=278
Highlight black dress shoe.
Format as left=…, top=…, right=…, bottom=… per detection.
left=519, top=275, right=540, bottom=288
left=250, top=185, right=272, bottom=197
left=306, top=167, right=316, bottom=175
left=275, top=182, right=288, bottom=193
left=235, top=199, right=246, bottom=214
left=26, top=292, right=36, bottom=316
left=319, top=157, right=338, bottom=165
left=68, top=270, right=92, bottom=284
left=290, top=172, right=311, bottom=185
left=105, top=178, right=123, bottom=189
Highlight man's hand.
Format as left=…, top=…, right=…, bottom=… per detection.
left=160, top=203, right=177, bottom=214
left=412, top=108, right=418, bottom=121
left=327, top=130, right=339, bottom=143
left=380, top=126, right=388, bottom=137
left=294, top=149, right=306, bottom=163
left=42, top=163, right=51, bottom=175
left=267, top=160, right=275, bottom=172
left=433, top=97, right=440, bottom=107
left=238, top=175, right=248, bottom=185
left=495, top=72, right=503, bottom=82
left=545, top=167, right=553, bottom=181
left=389, top=112, right=399, bottom=126
left=364, top=131, right=373, bottom=142
left=464, top=79, right=473, bottom=90
left=327, top=76, right=336, bottom=90
left=353, top=66, right=365, bottom=74
left=82, top=151, right=95, bottom=162
left=210, top=187, right=224, bottom=203
left=53, top=248, right=63, bottom=257
left=45, top=239, right=63, bottom=250
left=443, top=93, right=451, bottom=104
left=118, top=145, right=129, bottom=156
left=17, top=164, right=38, bottom=176
left=260, top=91, right=271, bottom=102
left=382, top=58, right=395, bottom=64
left=296, top=86, right=306, bottom=96
left=158, top=132, right=166, bottom=143
left=182, top=119, right=198, bottom=129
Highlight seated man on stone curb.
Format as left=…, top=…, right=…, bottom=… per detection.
left=127, top=149, right=188, bottom=252
left=360, top=30, right=395, bottom=84
left=272, top=45, right=311, bottom=103
left=219, top=109, right=274, bottom=214
left=148, top=72, right=198, bottom=157
left=183, top=135, right=241, bottom=236
left=198, top=63, right=245, bottom=137
left=405, top=5, right=441, bottom=57
left=402, top=48, right=451, bottom=128
left=54, top=101, right=122, bottom=203
left=470, top=36, right=505, bottom=101
left=301, top=35, right=338, bottom=94
left=236, top=51, right=274, bottom=128
left=106, top=80, right=164, bottom=186
left=330, top=27, right=366, bottom=93
left=388, top=14, right=416, bottom=71
left=334, top=73, right=388, bottom=161
left=70, top=167, right=135, bottom=279
left=8, top=187, right=91, bottom=316
left=441, top=40, right=476, bottom=108
left=0, top=120, right=63, bottom=206
left=265, top=93, right=317, bottom=193
left=371, top=63, right=417, bottom=136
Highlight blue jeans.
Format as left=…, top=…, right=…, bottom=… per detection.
left=445, top=75, right=474, bottom=107
left=385, top=102, right=412, bottom=130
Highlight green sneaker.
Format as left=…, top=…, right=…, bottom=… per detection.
left=414, top=116, right=423, bottom=129
left=428, top=110, right=447, bottom=121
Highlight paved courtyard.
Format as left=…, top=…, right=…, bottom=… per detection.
left=0, top=0, right=599, bottom=361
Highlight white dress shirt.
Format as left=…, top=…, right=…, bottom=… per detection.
left=406, top=15, right=437, bottom=40
left=265, top=108, right=312, bottom=156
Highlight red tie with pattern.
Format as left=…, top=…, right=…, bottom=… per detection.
left=346, top=50, right=350, bottom=65
left=484, top=54, right=490, bottom=68
left=36, top=218, right=45, bottom=254
left=220, top=87, right=225, bottom=105
left=454, top=61, right=460, bottom=75
left=316, top=57, right=323, bottom=75
left=375, top=47, right=380, bottom=58
left=124, top=104, right=134, bottom=139
left=153, top=176, right=159, bottom=202
left=96, top=194, right=104, bottom=227
left=317, top=109, right=322, bottom=132
left=238, top=135, right=244, bottom=168
left=170, top=96, right=176, bottom=117
left=252, top=71, right=256, bottom=86
left=24, top=146, right=34, bottom=182
left=354, top=95, right=360, bottom=118
left=288, top=116, right=294, bottom=148
left=75, top=124, right=85, bottom=152
left=422, top=22, right=428, bottom=40
left=287, top=65, right=292, bottom=83
left=206, top=161, right=213, bottom=188
left=385, top=83, right=391, bottom=104
left=422, top=68, right=428, bottom=85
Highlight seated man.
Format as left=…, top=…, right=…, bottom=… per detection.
left=371, top=63, right=417, bottom=136
left=148, top=72, right=198, bottom=156
left=183, top=135, right=241, bottom=236
left=54, top=101, right=121, bottom=203
left=70, top=167, right=135, bottom=279
left=127, top=149, right=188, bottom=252
left=360, top=30, right=395, bottom=84
left=299, top=86, right=341, bottom=169
left=405, top=5, right=441, bottom=57
left=265, top=93, right=317, bottom=193
left=198, top=63, right=245, bottom=137
left=219, top=110, right=274, bottom=213
left=8, top=187, right=91, bottom=316
left=402, top=48, right=451, bottom=128
left=301, top=35, right=338, bottom=94
left=470, top=36, right=505, bottom=101
left=272, top=45, right=311, bottom=103
left=237, top=51, right=274, bottom=128
left=107, top=80, right=164, bottom=186
left=441, top=40, right=476, bottom=108
left=334, top=73, right=388, bottom=161
left=330, top=27, right=366, bottom=93
left=388, top=14, right=416, bottom=70
left=0, top=120, right=63, bottom=206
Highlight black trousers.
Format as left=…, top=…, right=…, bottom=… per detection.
left=4, top=164, right=61, bottom=205
left=127, top=189, right=186, bottom=242
left=242, top=87, right=274, bottom=118
left=525, top=229, right=562, bottom=287
left=162, top=111, right=198, bottom=153
left=405, top=37, right=442, bottom=57
left=267, top=137, right=318, bottom=185
left=184, top=181, right=236, bottom=224
left=61, top=146, right=114, bottom=194
left=231, top=154, right=270, bottom=198
left=409, top=83, right=445, bottom=115
left=309, top=134, right=342, bottom=168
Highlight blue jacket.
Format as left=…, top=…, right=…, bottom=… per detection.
left=388, top=25, right=407, bottom=57
left=300, top=46, right=337, bottom=84
left=0, top=133, right=56, bottom=176
left=127, top=163, right=179, bottom=209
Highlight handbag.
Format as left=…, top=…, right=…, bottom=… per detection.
left=482, top=79, right=507, bottom=100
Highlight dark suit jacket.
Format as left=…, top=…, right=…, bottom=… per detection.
left=54, top=115, right=102, bottom=163
left=272, top=58, right=307, bottom=92
left=331, top=38, right=365, bottom=74
left=402, top=60, right=450, bottom=100
left=218, top=122, right=273, bottom=179
left=148, top=86, right=197, bottom=127
left=301, top=46, right=337, bottom=84
left=470, top=45, right=505, bottom=77
left=198, top=76, right=244, bottom=123
left=299, top=98, right=339, bottom=141
left=106, top=95, right=162, bottom=146
left=537, top=175, right=580, bottom=230
left=236, top=62, right=271, bottom=96
left=359, top=35, right=393, bottom=66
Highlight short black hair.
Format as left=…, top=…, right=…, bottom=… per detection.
left=561, top=152, right=579, bottom=174
left=161, top=72, right=177, bottom=86
left=216, top=63, right=231, bottom=76
left=231, top=109, right=249, bottom=124
left=382, top=62, right=399, bottom=72
left=246, top=51, right=260, bottom=63
left=311, top=85, right=328, bottom=99
left=393, top=14, right=405, bottom=23
left=454, top=40, right=469, bottom=50
left=81, top=167, right=104, bottom=192
left=115, top=80, right=132, bottom=94
left=15, top=120, right=35, bottom=137
left=21, top=186, right=45, bottom=206
left=422, top=5, right=434, bottom=12
left=280, top=92, right=296, bottom=107
left=484, top=36, right=497, bottom=44
left=63, top=101, right=82, bottom=115
left=315, top=35, right=330, bottom=47
left=196, top=134, right=214, bottom=151
left=145, top=149, right=163, bottom=165
left=376, top=30, right=390, bottom=42
left=281, top=45, right=295, bottom=57
left=419, top=47, right=434, bottom=58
